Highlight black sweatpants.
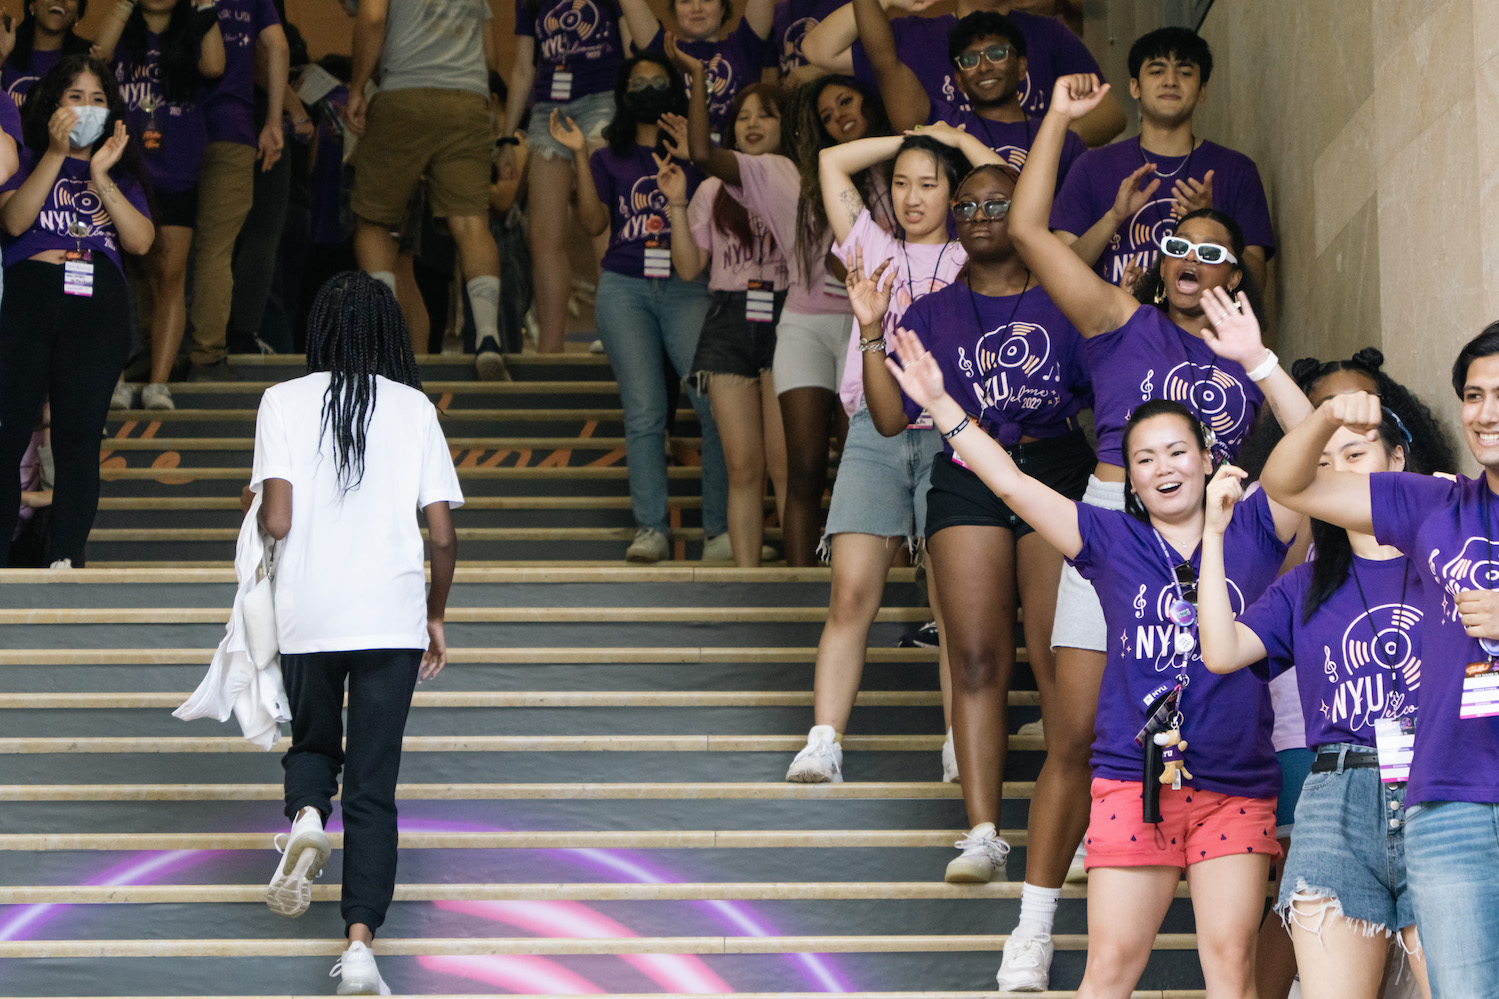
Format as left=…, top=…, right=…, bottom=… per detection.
left=0, top=259, right=131, bottom=566
left=281, top=648, right=422, bottom=935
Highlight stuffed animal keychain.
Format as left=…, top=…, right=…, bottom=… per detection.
left=1154, top=728, right=1192, bottom=789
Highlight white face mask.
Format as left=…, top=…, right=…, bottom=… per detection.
left=69, top=105, right=108, bottom=148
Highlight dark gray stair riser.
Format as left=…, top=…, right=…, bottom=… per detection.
left=85, top=540, right=784, bottom=563
left=229, top=359, right=617, bottom=382
left=106, top=416, right=698, bottom=438
left=90, top=507, right=710, bottom=530
left=162, top=388, right=631, bottom=409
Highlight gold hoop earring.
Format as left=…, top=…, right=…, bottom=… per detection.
left=1153, top=284, right=1166, bottom=305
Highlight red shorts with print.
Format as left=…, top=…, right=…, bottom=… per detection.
left=1084, top=778, right=1281, bottom=871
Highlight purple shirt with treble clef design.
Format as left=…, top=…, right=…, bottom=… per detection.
left=0, top=150, right=151, bottom=274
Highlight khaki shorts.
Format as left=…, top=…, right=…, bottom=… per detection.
left=351, top=87, right=490, bottom=224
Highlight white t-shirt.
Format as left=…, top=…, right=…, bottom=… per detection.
left=250, top=373, right=464, bottom=654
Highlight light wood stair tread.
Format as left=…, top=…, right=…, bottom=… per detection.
left=0, top=781, right=995, bottom=801
left=0, top=606, right=924, bottom=625
left=0, top=646, right=947, bottom=666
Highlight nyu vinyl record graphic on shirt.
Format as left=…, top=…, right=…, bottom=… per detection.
left=1160, top=362, right=1248, bottom=439
left=976, top=321, right=1052, bottom=379
left=1341, top=602, right=1423, bottom=692
left=541, top=0, right=603, bottom=46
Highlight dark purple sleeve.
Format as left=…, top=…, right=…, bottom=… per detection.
left=254, top=0, right=281, bottom=33
left=1370, top=471, right=1456, bottom=554
left=1066, top=501, right=1113, bottom=579
left=1048, top=146, right=1102, bottom=235
left=895, top=296, right=934, bottom=423
left=728, top=14, right=773, bottom=62
left=1222, top=153, right=1275, bottom=257
left=0, top=94, right=21, bottom=143
left=642, top=24, right=667, bottom=54
left=768, top=0, right=790, bottom=67
left=588, top=149, right=615, bottom=219
left=1055, top=128, right=1087, bottom=188
left=0, top=148, right=33, bottom=194
left=515, top=0, right=535, bottom=37
left=1238, top=569, right=1301, bottom=682
left=1032, top=12, right=1100, bottom=75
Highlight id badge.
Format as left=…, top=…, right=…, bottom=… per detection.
left=63, top=249, right=94, bottom=298
left=643, top=241, right=671, bottom=279
left=143, top=125, right=162, bottom=152
left=1374, top=715, right=1415, bottom=783
left=746, top=279, right=775, bottom=323
left=549, top=69, right=573, bottom=102
left=1461, top=660, right=1499, bottom=718
left=907, top=409, right=934, bottom=431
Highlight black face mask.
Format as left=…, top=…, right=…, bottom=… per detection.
left=624, top=89, right=677, bottom=124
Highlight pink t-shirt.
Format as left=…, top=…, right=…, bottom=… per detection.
left=688, top=178, right=790, bottom=293
left=726, top=151, right=849, bottom=316
left=833, top=208, right=967, bottom=415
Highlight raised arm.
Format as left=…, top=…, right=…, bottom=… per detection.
left=1260, top=391, right=1380, bottom=535
left=0, top=110, right=71, bottom=235
left=1062, top=161, right=1159, bottom=266
left=658, top=152, right=709, bottom=281
left=743, top=0, right=775, bottom=39
left=1070, top=90, right=1125, bottom=148
left=665, top=36, right=740, bottom=182
left=617, top=0, right=663, bottom=55
left=852, top=0, right=927, bottom=131
left=89, top=1, right=131, bottom=63
left=819, top=132, right=902, bottom=243
left=844, top=247, right=906, bottom=435
left=1198, top=467, right=1270, bottom=674
left=801, top=0, right=930, bottom=74
left=885, top=327, right=1084, bottom=557
left=1009, top=74, right=1137, bottom=338
left=92, top=123, right=154, bottom=255
left=551, top=110, right=609, bottom=236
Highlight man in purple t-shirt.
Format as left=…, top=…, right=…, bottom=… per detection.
left=1049, top=27, right=1274, bottom=292
left=801, top=0, right=1124, bottom=147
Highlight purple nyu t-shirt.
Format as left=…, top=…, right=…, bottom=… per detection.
left=516, top=0, right=624, bottom=104
left=928, top=99, right=1083, bottom=185
left=1071, top=487, right=1289, bottom=799
left=897, top=282, right=1089, bottom=446
left=852, top=10, right=1100, bottom=118
left=1239, top=555, right=1424, bottom=751
left=112, top=34, right=207, bottom=194
left=0, top=150, right=151, bottom=275
left=1084, top=304, right=1264, bottom=468
left=770, top=0, right=845, bottom=77
left=590, top=143, right=702, bottom=277
left=1, top=47, right=62, bottom=108
left=647, top=21, right=770, bottom=138
left=1050, top=138, right=1275, bottom=287
left=1370, top=472, right=1499, bottom=806
left=203, top=0, right=280, bottom=146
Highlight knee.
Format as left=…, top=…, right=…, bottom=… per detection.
left=952, top=646, right=1001, bottom=694
left=827, top=578, right=877, bottom=626
left=724, top=449, right=765, bottom=487
left=1196, top=931, right=1255, bottom=983
left=1081, top=941, right=1144, bottom=989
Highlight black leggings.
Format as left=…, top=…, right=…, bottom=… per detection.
left=0, top=259, right=130, bottom=566
left=281, top=648, right=422, bottom=935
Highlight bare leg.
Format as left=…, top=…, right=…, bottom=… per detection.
left=810, top=532, right=901, bottom=733
left=1256, top=836, right=1297, bottom=999
left=528, top=154, right=578, bottom=354
left=142, top=225, right=192, bottom=385
left=778, top=385, right=835, bottom=567
left=1189, top=852, right=1274, bottom=999
left=707, top=375, right=767, bottom=567
left=392, top=254, right=427, bottom=358
left=1024, top=645, right=1107, bottom=887
left=1402, top=925, right=1432, bottom=999
left=1075, top=865, right=1181, bottom=999
left=760, top=371, right=788, bottom=528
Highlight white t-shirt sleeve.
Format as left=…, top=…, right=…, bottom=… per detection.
left=418, top=404, right=464, bottom=511
left=250, top=389, right=293, bottom=493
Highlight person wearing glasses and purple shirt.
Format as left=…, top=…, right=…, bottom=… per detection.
left=992, top=70, right=1313, bottom=992
left=1049, top=27, right=1273, bottom=293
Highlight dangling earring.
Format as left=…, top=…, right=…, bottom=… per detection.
left=1153, top=282, right=1166, bottom=305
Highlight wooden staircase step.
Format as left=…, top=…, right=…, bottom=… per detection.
left=0, top=781, right=999, bottom=801
left=0, top=646, right=947, bottom=666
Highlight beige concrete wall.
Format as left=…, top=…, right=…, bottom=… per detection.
left=1192, top=0, right=1497, bottom=467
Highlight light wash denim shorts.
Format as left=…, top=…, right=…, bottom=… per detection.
left=527, top=90, right=613, bottom=161
left=821, top=403, right=941, bottom=552
left=1275, top=743, right=1415, bottom=936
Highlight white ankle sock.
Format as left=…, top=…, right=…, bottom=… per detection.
left=369, top=270, right=396, bottom=293
left=467, top=275, right=501, bottom=347
left=1017, top=881, right=1060, bottom=936
left=969, top=821, right=996, bottom=838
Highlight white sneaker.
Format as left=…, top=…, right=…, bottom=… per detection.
left=109, top=381, right=135, bottom=410
left=995, top=928, right=1054, bottom=992
left=1017, top=719, right=1044, bottom=738
left=945, top=823, right=1010, bottom=883
left=48, top=558, right=72, bottom=570
left=626, top=527, right=670, bottom=564
left=941, top=732, right=960, bottom=784
left=265, top=808, right=331, bottom=918
left=589, top=339, right=605, bottom=354
left=140, top=382, right=175, bottom=410
left=701, top=533, right=733, bottom=562
left=1065, top=843, right=1088, bottom=884
left=786, top=725, right=843, bottom=783
left=331, top=940, right=391, bottom=995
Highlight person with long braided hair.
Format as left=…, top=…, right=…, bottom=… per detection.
left=252, top=272, right=462, bottom=996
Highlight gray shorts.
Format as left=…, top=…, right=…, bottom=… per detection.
left=820, top=404, right=941, bottom=553
left=772, top=308, right=850, bottom=394
left=527, top=90, right=613, bottom=161
left=1051, top=474, right=1126, bottom=651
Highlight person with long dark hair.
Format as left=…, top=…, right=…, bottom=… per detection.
left=93, top=0, right=223, bottom=411
left=991, top=71, right=1312, bottom=991
left=255, top=272, right=460, bottom=997
left=551, top=52, right=728, bottom=563
left=1199, top=365, right=1453, bottom=999
left=0, top=54, right=153, bottom=568
left=0, top=0, right=90, bottom=107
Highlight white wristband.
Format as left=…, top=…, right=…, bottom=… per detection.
left=1245, top=349, right=1279, bottom=382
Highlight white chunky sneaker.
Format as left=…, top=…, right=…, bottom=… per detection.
left=1065, top=843, right=1088, bottom=884
left=786, top=725, right=843, bottom=783
left=331, top=941, right=391, bottom=995
left=264, top=808, right=331, bottom=918
left=945, top=822, right=1010, bottom=883
left=701, top=532, right=734, bottom=562
left=141, top=382, right=175, bottom=411
left=626, top=527, right=670, bottom=564
left=995, top=928, right=1054, bottom=992
left=941, top=732, right=960, bottom=783
left=109, top=381, right=135, bottom=410
left=1016, top=719, right=1044, bottom=738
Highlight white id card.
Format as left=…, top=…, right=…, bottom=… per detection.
left=549, top=69, right=573, bottom=102
left=907, top=410, right=935, bottom=430
left=1374, top=715, right=1414, bottom=783
left=1461, top=661, right=1499, bottom=719
left=746, top=280, right=775, bottom=322
left=63, top=251, right=94, bottom=297
left=643, top=244, right=671, bottom=279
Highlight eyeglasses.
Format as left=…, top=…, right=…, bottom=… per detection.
left=953, top=44, right=1012, bottom=71
left=1159, top=234, right=1237, bottom=266
left=627, top=77, right=671, bottom=92
left=951, top=198, right=1011, bottom=222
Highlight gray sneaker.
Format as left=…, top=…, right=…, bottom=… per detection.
left=141, top=383, right=175, bottom=411
left=626, top=528, right=670, bottom=563
left=109, top=381, right=135, bottom=410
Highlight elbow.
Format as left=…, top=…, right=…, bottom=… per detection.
left=1199, top=648, right=1235, bottom=675
left=429, top=533, right=458, bottom=559
left=199, top=57, right=225, bottom=79
left=259, top=510, right=291, bottom=541
left=123, top=226, right=156, bottom=256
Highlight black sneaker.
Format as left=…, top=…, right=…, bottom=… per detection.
left=896, top=620, right=940, bottom=648
left=186, top=359, right=241, bottom=382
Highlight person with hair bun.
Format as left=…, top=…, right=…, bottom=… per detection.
left=253, top=271, right=461, bottom=996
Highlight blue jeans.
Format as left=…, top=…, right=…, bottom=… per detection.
left=595, top=269, right=725, bottom=536
left=1405, top=800, right=1499, bottom=996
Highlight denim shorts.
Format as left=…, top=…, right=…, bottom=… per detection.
left=821, top=403, right=942, bottom=549
left=691, top=289, right=786, bottom=385
left=1275, top=744, right=1415, bottom=935
left=527, top=90, right=613, bottom=161
left=925, top=429, right=1092, bottom=541
left=1050, top=475, right=1125, bottom=651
